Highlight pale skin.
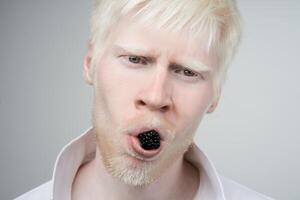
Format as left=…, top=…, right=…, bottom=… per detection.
left=72, top=17, right=220, bottom=200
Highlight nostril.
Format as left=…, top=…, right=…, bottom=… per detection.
left=135, top=99, right=171, bottom=112
left=137, top=100, right=146, bottom=106
left=160, top=105, right=169, bottom=112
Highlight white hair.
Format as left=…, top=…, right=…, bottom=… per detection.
left=90, top=0, right=242, bottom=97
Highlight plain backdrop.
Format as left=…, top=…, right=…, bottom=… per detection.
left=0, top=0, right=299, bottom=199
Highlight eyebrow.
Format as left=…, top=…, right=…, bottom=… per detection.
left=112, top=44, right=158, bottom=57
left=112, top=44, right=212, bottom=73
left=179, top=59, right=212, bottom=73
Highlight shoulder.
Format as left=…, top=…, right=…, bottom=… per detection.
left=14, top=181, right=53, bottom=200
left=219, top=176, right=275, bottom=200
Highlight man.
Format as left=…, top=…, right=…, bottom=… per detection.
left=16, top=0, right=274, bottom=199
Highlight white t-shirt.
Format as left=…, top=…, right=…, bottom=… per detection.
left=15, top=127, right=275, bottom=200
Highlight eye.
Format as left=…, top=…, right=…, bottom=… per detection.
left=174, top=68, right=199, bottom=77
left=183, top=69, right=197, bottom=77
left=172, top=64, right=204, bottom=82
left=128, top=55, right=147, bottom=65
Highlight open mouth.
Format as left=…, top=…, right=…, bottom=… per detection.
left=137, top=130, right=161, bottom=150
left=128, top=129, right=163, bottom=159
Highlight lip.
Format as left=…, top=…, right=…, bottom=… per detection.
left=128, top=127, right=165, bottom=141
left=127, top=135, right=163, bottom=160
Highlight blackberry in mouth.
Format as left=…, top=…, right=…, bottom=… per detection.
left=137, top=130, right=161, bottom=150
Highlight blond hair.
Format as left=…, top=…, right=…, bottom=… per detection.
left=90, top=0, right=242, bottom=97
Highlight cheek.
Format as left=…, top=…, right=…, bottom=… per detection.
left=93, top=58, right=139, bottom=121
left=95, top=54, right=141, bottom=95
left=174, top=83, right=214, bottom=133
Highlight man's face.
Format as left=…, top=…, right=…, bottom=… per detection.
left=84, top=18, right=218, bottom=186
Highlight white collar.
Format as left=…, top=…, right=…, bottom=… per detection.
left=51, top=127, right=226, bottom=200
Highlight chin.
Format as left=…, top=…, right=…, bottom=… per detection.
left=102, top=141, right=190, bottom=187
left=105, top=154, right=159, bottom=186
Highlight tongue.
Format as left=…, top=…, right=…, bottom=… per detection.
left=137, top=130, right=161, bottom=150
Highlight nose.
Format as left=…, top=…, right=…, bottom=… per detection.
left=135, top=68, right=173, bottom=113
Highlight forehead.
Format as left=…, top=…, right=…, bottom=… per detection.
left=106, top=18, right=218, bottom=69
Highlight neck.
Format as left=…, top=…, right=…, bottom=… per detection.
left=72, top=148, right=199, bottom=200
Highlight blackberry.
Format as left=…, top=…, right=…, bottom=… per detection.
left=137, top=130, right=161, bottom=150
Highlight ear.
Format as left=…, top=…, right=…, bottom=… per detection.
left=206, top=92, right=221, bottom=114
left=83, top=42, right=94, bottom=85
left=206, top=100, right=219, bottom=113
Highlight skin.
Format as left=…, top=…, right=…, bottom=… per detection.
left=72, top=17, right=219, bottom=200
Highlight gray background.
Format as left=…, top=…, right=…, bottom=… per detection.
left=0, top=0, right=299, bottom=199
